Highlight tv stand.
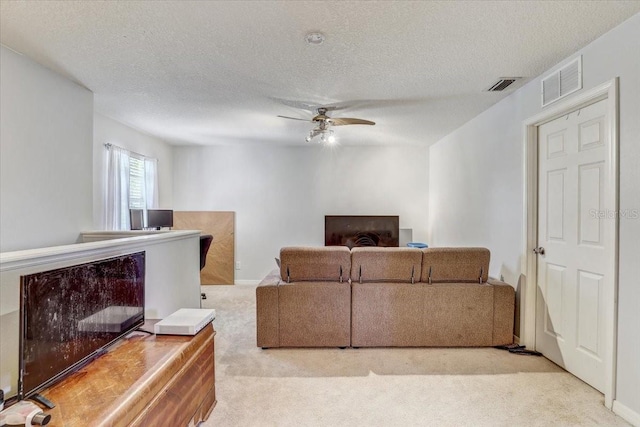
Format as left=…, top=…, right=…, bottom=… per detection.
left=37, top=321, right=216, bottom=426
left=31, top=393, right=55, bottom=409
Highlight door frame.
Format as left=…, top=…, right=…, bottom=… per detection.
left=521, top=78, right=619, bottom=408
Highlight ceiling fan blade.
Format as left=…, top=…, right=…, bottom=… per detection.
left=277, top=115, right=310, bottom=122
left=328, top=118, right=375, bottom=126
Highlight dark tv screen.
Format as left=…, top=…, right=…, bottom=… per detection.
left=325, top=215, right=399, bottom=248
left=147, top=209, right=173, bottom=229
left=19, top=252, right=145, bottom=399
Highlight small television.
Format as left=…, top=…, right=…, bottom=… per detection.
left=325, top=215, right=399, bottom=248
left=130, top=208, right=144, bottom=230
left=147, top=209, right=173, bottom=229
left=18, top=252, right=145, bottom=400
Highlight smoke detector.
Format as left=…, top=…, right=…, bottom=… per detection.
left=305, top=32, right=325, bottom=45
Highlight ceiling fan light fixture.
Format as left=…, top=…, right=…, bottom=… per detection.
left=305, top=127, right=335, bottom=144
left=320, top=130, right=335, bottom=144
left=305, top=32, right=325, bottom=45
left=282, top=106, right=372, bottom=143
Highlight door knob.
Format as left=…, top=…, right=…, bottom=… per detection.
left=533, top=247, right=545, bottom=255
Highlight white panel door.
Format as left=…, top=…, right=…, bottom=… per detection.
left=536, top=98, right=608, bottom=392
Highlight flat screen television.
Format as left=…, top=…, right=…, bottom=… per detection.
left=18, top=252, right=145, bottom=400
left=147, top=209, right=173, bottom=229
left=130, top=208, right=144, bottom=230
left=325, top=215, right=399, bottom=248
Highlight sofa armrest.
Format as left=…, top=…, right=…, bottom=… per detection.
left=487, top=279, right=515, bottom=345
left=259, top=269, right=282, bottom=286
left=256, top=282, right=279, bottom=348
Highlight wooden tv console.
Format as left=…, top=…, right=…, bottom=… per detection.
left=38, top=321, right=216, bottom=427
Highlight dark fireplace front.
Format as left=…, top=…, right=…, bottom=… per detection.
left=325, top=215, right=399, bottom=248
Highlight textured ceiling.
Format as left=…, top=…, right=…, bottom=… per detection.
left=1, top=1, right=639, bottom=146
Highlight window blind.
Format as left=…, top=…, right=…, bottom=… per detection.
left=128, top=156, right=146, bottom=210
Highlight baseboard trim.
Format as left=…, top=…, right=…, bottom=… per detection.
left=234, top=280, right=261, bottom=285
left=613, top=400, right=640, bottom=426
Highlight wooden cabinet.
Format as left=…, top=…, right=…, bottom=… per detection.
left=40, top=322, right=216, bottom=427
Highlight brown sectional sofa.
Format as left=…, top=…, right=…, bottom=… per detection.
left=256, top=246, right=515, bottom=348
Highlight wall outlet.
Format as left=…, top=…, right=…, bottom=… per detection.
left=235, top=261, right=241, bottom=270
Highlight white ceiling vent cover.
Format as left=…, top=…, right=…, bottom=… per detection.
left=541, top=56, right=582, bottom=107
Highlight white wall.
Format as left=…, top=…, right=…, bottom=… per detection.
left=173, top=144, right=429, bottom=282
left=428, top=93, right=526, bottom=282
left=0, top=46, right=94, bottom=252
left=93, top=113, right=174, bottom=228
left=429, top=14, right=640, bottom=420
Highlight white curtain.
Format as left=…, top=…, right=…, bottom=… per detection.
left=105, top=145, right=131, bottom=230
left=144, top=157, right=159, bottom=210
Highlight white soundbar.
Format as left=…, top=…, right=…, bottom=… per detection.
left=154, top=308, right=216, bottom=336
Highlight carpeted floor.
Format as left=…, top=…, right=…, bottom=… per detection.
left=201, top=284, right=629, bottom=427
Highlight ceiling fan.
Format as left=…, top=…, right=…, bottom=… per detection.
left=278, top=107, right=375, bottom=143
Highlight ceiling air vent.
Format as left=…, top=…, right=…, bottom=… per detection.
left=541, top=56, right=582, bottom=107
left=486, top=78, right=520, bottom=92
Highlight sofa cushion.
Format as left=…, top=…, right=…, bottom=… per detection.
left=350, top=247, right=422, bottom=283
left=280, top=246, right=351, bottom=282
left=421, top=247, right=490, bottom=283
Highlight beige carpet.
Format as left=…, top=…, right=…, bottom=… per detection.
left=201, top=284, right=628, bottom=427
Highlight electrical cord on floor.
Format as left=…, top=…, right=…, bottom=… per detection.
left=494, top=344, right=542, bottom=356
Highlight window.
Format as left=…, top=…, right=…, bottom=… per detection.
left=128, top=156, right=146, bottom=210
left=105, top=144, right=158, bottom=230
